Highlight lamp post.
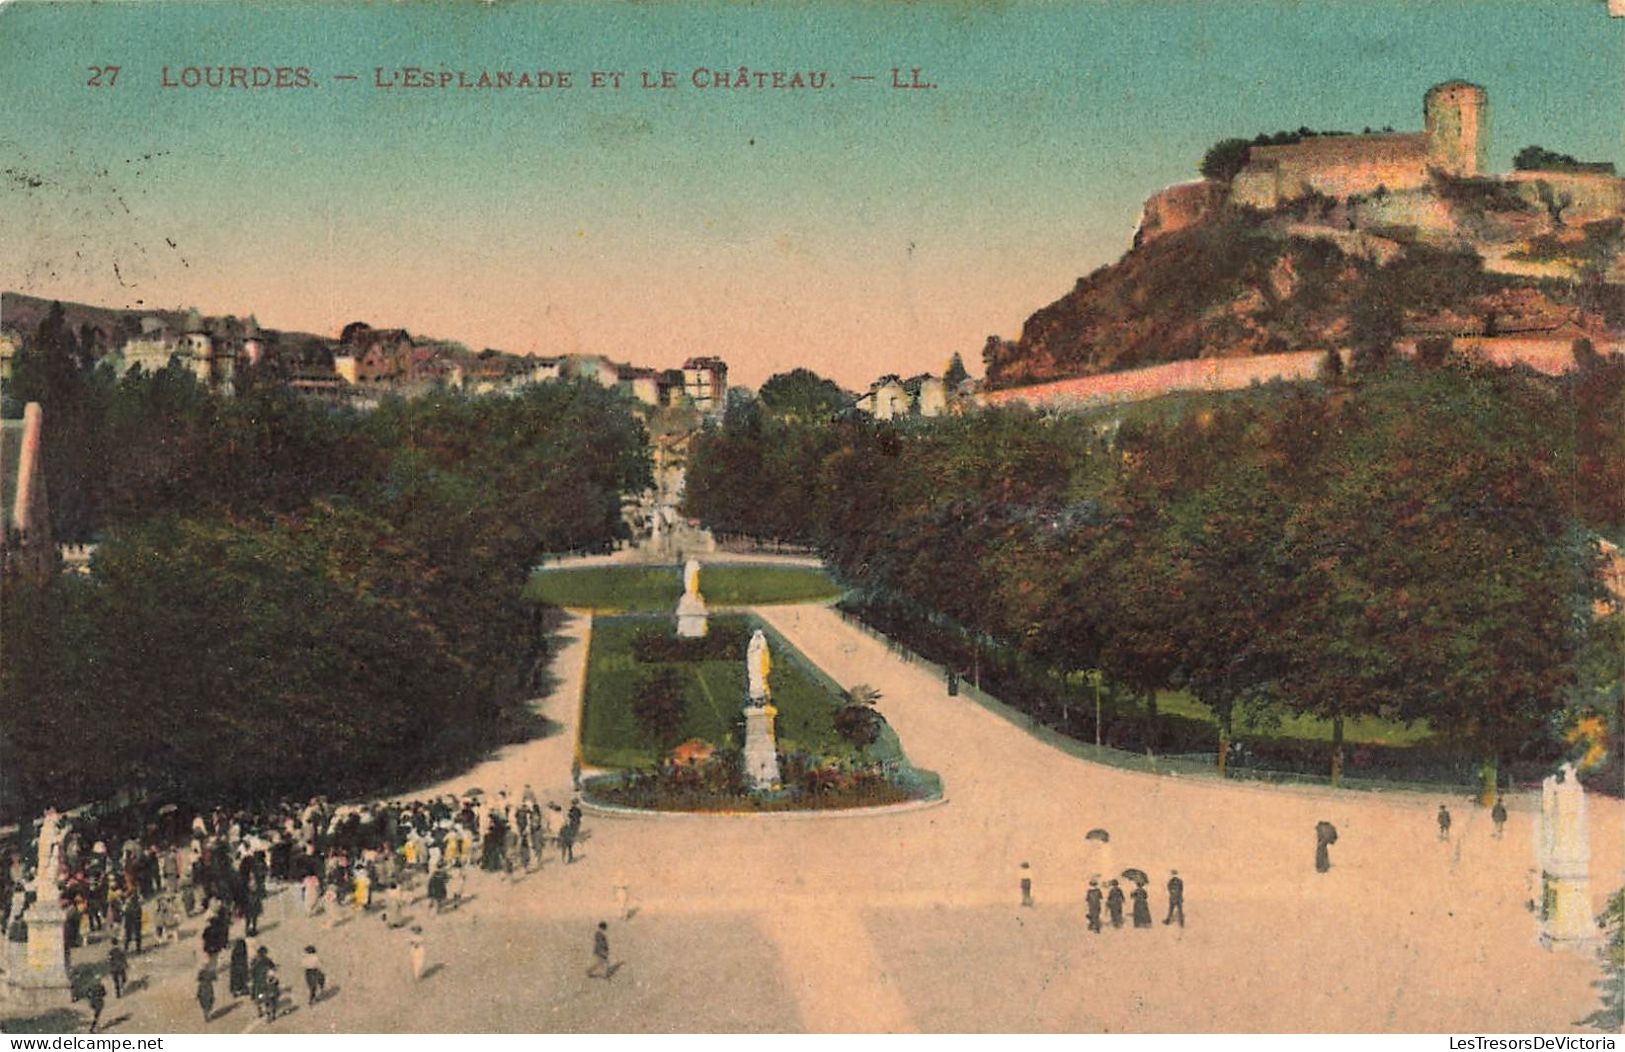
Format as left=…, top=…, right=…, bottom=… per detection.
left=1086, top=669, right=1104, bottom=748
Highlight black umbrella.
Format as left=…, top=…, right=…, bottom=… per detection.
left=1120, top=868, right=1149, bottom=886
left=1316, top=820, right=1338, bottom=845
left=1085, top=828, right=1110, bottom=843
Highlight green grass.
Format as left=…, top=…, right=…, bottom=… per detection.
left=580, top=613, right=902, bottom=769
left=694, top=565, right=841, bottom=605
left=1052, top=669, right=1431, bottom=747
left=526, top=563, right=840, bottom=611
left=1150, top=689, right=1435, bottom=746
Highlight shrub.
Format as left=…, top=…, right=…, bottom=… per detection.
left=633, top=668, right=688, bottom=747
left=631, top=620, right=749, bottom=662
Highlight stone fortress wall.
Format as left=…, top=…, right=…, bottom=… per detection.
left=981, top=338, right=1618, bottom=413
left=1231, top=81, right=1487, bottom=210
left=1502, top=169, right=1625, bottom=225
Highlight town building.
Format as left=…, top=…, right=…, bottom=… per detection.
left=682, top=357, right=729, bottom=413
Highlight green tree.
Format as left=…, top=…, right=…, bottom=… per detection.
left=1581, top=888, right=1624, bottom=1031
left=758, top=368, right=851, bottom=422
left=1200, top=138, right=1252, bottom=183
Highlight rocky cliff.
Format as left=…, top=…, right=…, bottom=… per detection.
left=984, top=185, right=1624, bottom=390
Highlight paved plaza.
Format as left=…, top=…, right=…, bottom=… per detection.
left=12, top=600, right=1620, bottom=1034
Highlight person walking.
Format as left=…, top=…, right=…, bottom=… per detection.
left=107, top=942, right=128, bottom=998
left=1106, top=880, right=1125, bottom=929
left=558, top=822, right=576, bottom=865
left=1492, top=796, right=1508, bottom=839
left=122, top=892, right=142, bottom=954
left=301, top=945, right=325, bottom=1006
left=428, top=867, right=448, bottom=914
left=1315, top=821, right=1337, bottom=873
left=84, top=978, right=107, bottom=1033
left=1163, top=870, right=1184, bottom=927
left=408, top=927, right=426, bottom=981
left=195, top=967, right=216, bottom=1023
left=1085, top=878, right=1103, bottom=933
left=229, top=937, right=250, bottom=998
left=586, top=921, right=612, bottom=979
left=1131, top=883, right=1152, bottom=928
left=243, top=889, right=262, bottom=937
left=261, top=965, right=281, bottom=1023
left=250, top=946, right=275, bottom=1018
left=1018, top=861, right=1034, bottom=908
left=1437, top=803, right=1452, bottom=842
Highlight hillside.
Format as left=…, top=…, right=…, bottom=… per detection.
left=985, top=198, right=1625, bottom=389
left=0, top=291, right=329, bottom=352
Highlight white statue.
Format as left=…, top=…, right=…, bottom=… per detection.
left=747, top=629, right=772, bottom=703
left=676, top=558, right=708, bottom=638
left=35, top=809, right=64, bottom=890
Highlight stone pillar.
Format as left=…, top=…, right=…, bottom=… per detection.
left=5, top=899, right=74, bottom=1010
left=744, top=704, right=781, bottom=791
left=1537, top=763, right=1595, bottom=949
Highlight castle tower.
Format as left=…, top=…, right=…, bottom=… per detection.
left=1424, top=81, right=1488, bottom=177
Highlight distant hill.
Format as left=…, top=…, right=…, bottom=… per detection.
left=0, top=291, right=329, bottom=351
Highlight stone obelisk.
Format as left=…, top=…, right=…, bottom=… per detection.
left=743, top=629, right=781, bottom=791
left=675, top=558, right=708, bottom=638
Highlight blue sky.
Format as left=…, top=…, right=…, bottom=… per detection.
left=0, top=0, right=1619, bottom=387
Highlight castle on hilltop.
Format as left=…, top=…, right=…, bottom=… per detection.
left=1231, top=81, right=1487, bottom=209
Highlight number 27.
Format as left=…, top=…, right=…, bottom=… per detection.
left=86, top=66, right=120, bottom=87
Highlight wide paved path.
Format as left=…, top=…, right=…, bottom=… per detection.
left=25, top=603, right=1620, bottom=1034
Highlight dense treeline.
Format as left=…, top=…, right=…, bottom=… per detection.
left=687, top=357, right=1625, bottom=795
left=1, top=307, right=650, bottom=818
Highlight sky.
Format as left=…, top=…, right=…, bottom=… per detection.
left=0, top=0, right=1621, bottom=389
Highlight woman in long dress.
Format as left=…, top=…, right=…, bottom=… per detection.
left=1131, top=884, right=1152, bottom=928
left=196, top=967, right=216, bottom=1022
left=228, top=938, right=250, bottom=998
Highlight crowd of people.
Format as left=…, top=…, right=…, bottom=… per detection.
left=1, top=784, right=589, bottom=1028
left=1017, top=860, right=1185, bottom=931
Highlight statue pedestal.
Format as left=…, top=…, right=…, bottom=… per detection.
left=743, top=704, right=781, bottom=791
left=1540, top=865, right=1595, bottom=948
left=5, top=899, right=74, bottom=1010
left=676, top=593, right=709, bottom=638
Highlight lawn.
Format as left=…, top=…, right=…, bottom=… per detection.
left=579, top=613, right=903, bottom=770
left=1053, top=670, right=1432, bottom=747
left=526, top=563, right=840, bottom=612
left=1149, top=689, right=1435, bottom=747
